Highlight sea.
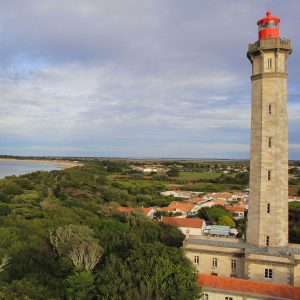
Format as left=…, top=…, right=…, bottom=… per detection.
left=0, top=160, right=63, bottom=179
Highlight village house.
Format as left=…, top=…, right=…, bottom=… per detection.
left=189, top=197, right=205, bottom=204
left=161, top=217, right=206, bottom=236
left=289, top=196, right=300, bottom=203
left=199, top=198, right=228, bottom=209
left=225, top=203, right=246, bottom=219
left=116, top=207, right=155, bottom=218
left=158, top=201, right=196, bottom=217
left=231, top=192, right=246, bottom=202
left=160, top=190, right=202, bottom=199
left=203, top=192, right=234, bottom=201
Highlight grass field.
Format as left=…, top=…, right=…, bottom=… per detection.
left=182, top=182, right=243, bottom=193
left=179, top=171, right=222, bottom=180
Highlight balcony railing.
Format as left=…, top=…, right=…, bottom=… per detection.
left=248, top=38, right=291, bottom=53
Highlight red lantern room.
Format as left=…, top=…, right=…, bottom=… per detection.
left=257, top=9, right=280, bottom=40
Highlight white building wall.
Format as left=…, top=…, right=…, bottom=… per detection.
left=179, top=226, right=202, bottom=236
left=202, top=290, right=267, bottom=300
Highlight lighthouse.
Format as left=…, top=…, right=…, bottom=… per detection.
left=184, top=9, right=300, bottom=290
left=246, top=10, right=292, bottom=248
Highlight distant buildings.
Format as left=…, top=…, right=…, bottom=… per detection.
left=157, top=201, right=196, bottom=217
left=160, top=190, right=202, bottom=198
left=131, top=165, right=168, bottom=174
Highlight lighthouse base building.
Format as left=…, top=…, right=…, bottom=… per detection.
left=183, top=9, right=300, bottom=300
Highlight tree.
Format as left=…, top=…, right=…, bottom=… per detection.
left=197, top=207, right=209, bottom=220
left=0, top=255, right=10, bottom=272
left=67, top=270, right=95, bottom=300
left=206, top=207, right=228, bottom=224
left=0, top=204, right=11, bottom=216
left=202, top=206, right=235, bottom=227
left=50, top=224, right=104, bottom=271
left=167, top=167, right=180, bottom=177
left=218, top=215, right=236, bottom=227
left=0, top=279, right=51, bottom=300
left=152, top=174, right=169, bottom=181
left=96, top=244, right=201, bottom=299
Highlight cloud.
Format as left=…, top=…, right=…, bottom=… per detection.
left=0, top=0, right=299, bottom=158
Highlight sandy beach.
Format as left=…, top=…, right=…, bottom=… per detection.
left=0, top=158, right=82, bottom=169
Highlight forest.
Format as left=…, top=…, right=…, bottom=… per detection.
left=0, top=161, right=201, bottom=299
left=0, top=159, right=299, bottom=299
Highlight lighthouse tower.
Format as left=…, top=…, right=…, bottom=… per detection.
left=184, top=9, right=300, bottom=288
left=246, top=9, right=292, bottom=248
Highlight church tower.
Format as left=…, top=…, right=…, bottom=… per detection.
left=246, top=9, right=292, bottom=248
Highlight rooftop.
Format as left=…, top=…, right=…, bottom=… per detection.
left=206, top=192, right=233, bottom=198
left=161, top=217, right=204, bottom=228
left=211, top=199, right=228, bottom=205
left=225, top=206, right=245, bottom=213
left=207, top=225, right=231, bottom=236
left=197, top=274, right=300, bottom=300
left=160, top=201, right=196, bottom=213
left=186, top=236, right=300, bottom=256
left=116, top=207, right=153, bottom=215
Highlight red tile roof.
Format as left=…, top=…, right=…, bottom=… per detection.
left=161, top=217, right=204, bottom=228
left=211, top=199, right=227, bottom=206
left=206, top=192, right=233, bottom=199
left=160, top=201, right=195, bottom=213
left=117, top=207, right=153, bottom=215
left=225, top=206, right=245, bottom=213
left=197, top=274, right=300, bottom=300
left=141, top=207, right=153, bottom=215
left=160, top=207, right=175, bottom=212
left=192, top=197, right=203, bottom=203
left=173, top=203, right=195, bottom=212
left=117, top=207, right=134, bottom=213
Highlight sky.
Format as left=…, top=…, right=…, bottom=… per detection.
left=0, top=0, right=299, bottom=159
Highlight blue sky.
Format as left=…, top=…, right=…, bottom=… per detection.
left=0, top=0, right=299, bottom=159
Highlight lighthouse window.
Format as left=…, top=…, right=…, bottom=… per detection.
left=268, top=137, right=272, bottom=148
left=267, top=203, right=271, bottom=213
left=266, top=236, right=270, bottom=246
left=259, top=23, right=268, bottom=30
left=267, top=58, right=272, bottom=68
left=267, top=170, right=271, bottom=181
left=268, top=104, right=272, bottom=114
left=269, top=21, right=278, bottom=28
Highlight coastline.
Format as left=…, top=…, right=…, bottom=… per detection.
left=0, top=158, right=82, bottom=169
